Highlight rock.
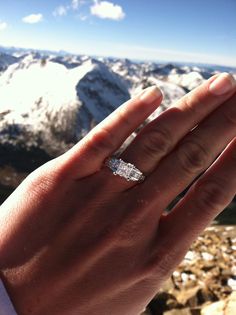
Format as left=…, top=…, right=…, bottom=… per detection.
left=227, top=278, right=236, bottom=291
left=201, top=301, right=225, bottom=315
left=160, top=278, right=176, bottom=292
left=176, top=286, right=217, bottom=308
left=226, top=291, right=236, bottom=315
left=147, top=292, right=181, bottom=315
left=201, top=292, right=236, bottom=315
left=190, top=308, right=201, bottom=315
left=163, top=308, right=192, bottom=315
left=176, top=286, right=201, bottom=306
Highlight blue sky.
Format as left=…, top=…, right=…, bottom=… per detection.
left=0, top=0, right=236, bottom=66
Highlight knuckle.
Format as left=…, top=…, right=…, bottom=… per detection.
left=142, top=245, right=178, bottom=280
left=117, top=108, right=133, bottom=127
left=26, top=169, right=58, bottom=198
left=87, top=127, right=116, bottom=154
left=141, top=128, right=172, bottom=159
left=194, top=179, right=231, bottom=212
left=177, top=139, right=209, bottom=174
left=182, top=93, right=203, bottom=116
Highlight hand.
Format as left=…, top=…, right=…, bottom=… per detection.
left=0, top=73, right=236, bottom=315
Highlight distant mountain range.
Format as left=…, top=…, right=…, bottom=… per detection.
left=1, top=45, right=236, bottom=74
left=0, top=46, right=236, bottom=172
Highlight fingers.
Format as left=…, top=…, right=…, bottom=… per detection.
left=61, top=86, right=163, bottom=178
left=137, top=89, right=236, bottom=213
left=120, top=73, right=236, bottom=176
left=158, top=137, right=236, bottom=250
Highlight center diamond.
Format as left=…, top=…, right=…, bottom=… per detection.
left=106, top=157, right=144, bottom=182
left=116, top=160, right=133, bottom=179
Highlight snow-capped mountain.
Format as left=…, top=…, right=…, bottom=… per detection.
left=0, top=55, right=130, bottom=170
left=0, top=48, right=236, bottom=171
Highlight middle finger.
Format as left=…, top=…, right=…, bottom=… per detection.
left=121, top=73, right=236, bottom=177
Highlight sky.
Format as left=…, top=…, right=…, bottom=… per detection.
left=0, top=0, right=236, bottom=67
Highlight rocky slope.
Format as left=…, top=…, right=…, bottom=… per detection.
left=141, top=225, right=236, bottom=315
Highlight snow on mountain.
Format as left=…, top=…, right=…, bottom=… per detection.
left=131, top=79, right=186, bottom=119
left=107, top=60, right=217, bottom=94
left=0, top=55, right=130, bottom=170
left=168, top=71, right=207, bottom=91
left=103, top=59, right=186, bottom=112
left=105, top=58, right=143, bottom=88
left=50, top=55, right=83, bottom=69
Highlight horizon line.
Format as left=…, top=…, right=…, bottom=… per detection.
left=1, top=44, right=236, bottom=70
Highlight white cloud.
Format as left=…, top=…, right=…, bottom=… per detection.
left=53, top=6, right=68, bottom=17
left=78, top=14, right=88, bottom=21
left=72, top=0, right=79, bottom=10
left=52, top=1, right=87, bottom=18
left=0, top=21, right=7, bottom=31
left=22, top=14, right=43, bottom=24
left=90, top=1, right=125, bottom=20
left=71, top=0, right=86, bottom=10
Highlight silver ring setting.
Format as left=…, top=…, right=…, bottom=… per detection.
left=105, top=157, right=145, bottom=182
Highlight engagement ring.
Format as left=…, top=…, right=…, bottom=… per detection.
left=105, top=157, right=145, bottom=182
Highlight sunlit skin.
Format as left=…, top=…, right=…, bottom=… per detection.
left=0, top=73, right=236, bottom=315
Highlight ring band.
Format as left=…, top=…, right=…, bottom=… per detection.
left=105, top=157, right=145, bottom=182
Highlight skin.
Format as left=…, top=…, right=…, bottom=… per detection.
left=0, top=74, right=236, bottom=315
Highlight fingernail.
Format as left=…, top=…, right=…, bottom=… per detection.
left=209, top=73, right=236, bottom=96
left=139, top=86, right=162, bottom=104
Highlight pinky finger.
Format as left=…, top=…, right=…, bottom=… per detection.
left=159, top=137, right=236, bottom=249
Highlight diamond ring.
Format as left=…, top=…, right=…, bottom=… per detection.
left=105, top=157, right=145, bottom=182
